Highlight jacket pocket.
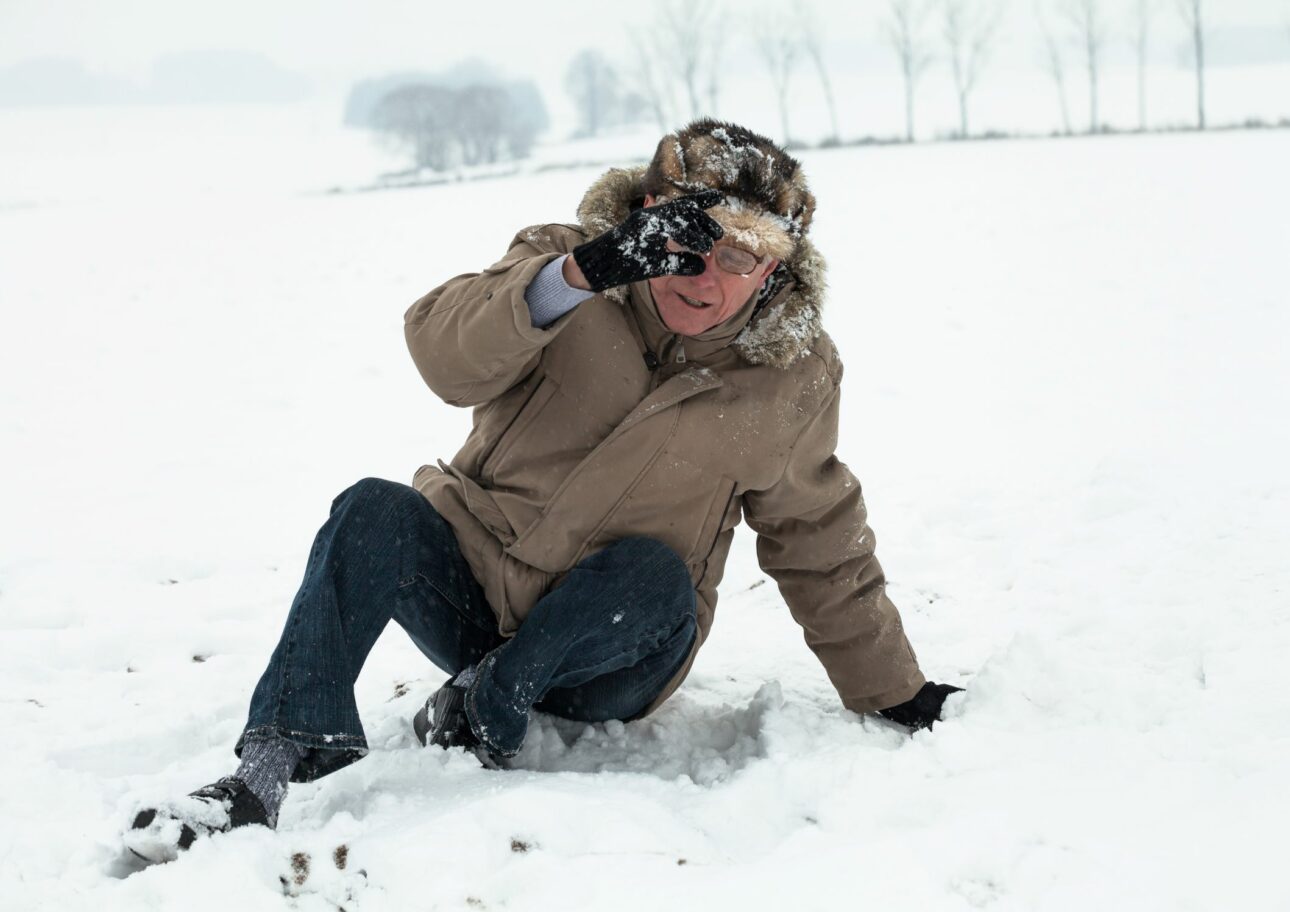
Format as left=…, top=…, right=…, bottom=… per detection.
left=435, top=460, right=517, bottom=546
left=689, top=478, right=738, bottom=563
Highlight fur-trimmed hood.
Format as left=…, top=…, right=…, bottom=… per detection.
left=575, top=166, right=827, bottom=370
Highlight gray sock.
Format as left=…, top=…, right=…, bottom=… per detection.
left=235, top=735, right=306, bottom=828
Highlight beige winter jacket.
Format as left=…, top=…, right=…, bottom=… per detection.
left=404, top=167, right=925, bottom=716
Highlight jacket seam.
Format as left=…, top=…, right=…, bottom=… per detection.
left=693, top=480, right=738, bottom=582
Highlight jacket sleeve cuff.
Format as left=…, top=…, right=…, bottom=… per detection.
left=497, top=254, right=583, bottom=345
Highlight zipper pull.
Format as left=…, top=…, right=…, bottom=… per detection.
left=675, top=342, right=686, bottom=364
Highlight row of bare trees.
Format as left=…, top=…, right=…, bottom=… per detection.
left=885, top=0, right=1006, bottom=140
left=897, top=0, right=1210, bottom=141
left=627, top=0, right=732, bottom=131
left=1035, top=0, right=1208, bottom=135
left=564, top=0, right=843, bottom=147
left=565, top=0, right=1221, bottom=148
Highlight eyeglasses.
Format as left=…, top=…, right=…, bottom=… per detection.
left=666, top=238, right=767, bottom=277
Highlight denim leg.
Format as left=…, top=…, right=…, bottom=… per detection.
left=466, top=537, right=697, bottom=757
left=238, top=477, right=501, bottom=781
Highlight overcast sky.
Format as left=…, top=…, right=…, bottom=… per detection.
left=5, top=0, right=1289, bottom=90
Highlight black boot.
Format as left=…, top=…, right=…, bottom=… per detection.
left=125, top=776, right=270, bottom=864
left=412, top=677, right=499, bottom=767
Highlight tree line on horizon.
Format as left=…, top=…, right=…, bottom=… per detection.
left=353, top=0, right=1287, bottom=174
left=603, top=0, right=1226, bottom=144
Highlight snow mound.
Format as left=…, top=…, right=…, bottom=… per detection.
left=513, top=681, right=784, bottom=784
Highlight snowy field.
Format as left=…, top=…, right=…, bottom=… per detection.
left=2, top=122, right=1289, bottom=911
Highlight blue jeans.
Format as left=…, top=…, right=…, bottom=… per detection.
left=236, top=477, right=697, bottom=778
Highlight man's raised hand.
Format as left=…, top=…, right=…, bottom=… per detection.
left=571, top=190, right=725, bottom=293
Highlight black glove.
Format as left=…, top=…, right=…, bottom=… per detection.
left=571, top=190, right=725, bottom=292
left=877, top=681, right=964, bottom=732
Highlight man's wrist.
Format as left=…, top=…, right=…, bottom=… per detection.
left=562, top=253, right=591, bottom=291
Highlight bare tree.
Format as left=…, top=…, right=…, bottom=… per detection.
left=705, top=22, right=731, bottom=117
left=627, top=32, right=679, bottom=131
left=371, top=84, right=456, bottom=171
left=1036, top=1, right=1074, bottom=135
left=1130, top=0, right=1157, bottom=130
left=565, top=49, right=619, bottom=138
left=884, top=0, right=935, bottom=142
left=500, top=80, right=548, bottom=159
left=1176, top=0, right=1206, bottom=129
left=756, top=12, right=803, bottom=145
left=941, top=0, right=1002, bottom=138
left=658, top=0, right=719, bottom=119
left=454, top=84, right=510, bottom=164
left=1061, top=0, right=1109, bottom=133
left=618, top=88, right=653, bottom=128
left=795, top=0, right=841, bottom=144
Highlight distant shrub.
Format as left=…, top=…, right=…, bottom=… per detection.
left=351, top=61, right=548, bottom=173
left=368, top=80, right=547, bottom=172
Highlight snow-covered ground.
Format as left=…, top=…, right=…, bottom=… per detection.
left=2, top=120, right=1288, bottom=910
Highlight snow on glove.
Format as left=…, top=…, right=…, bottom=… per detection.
left=878, top=681, right=964, bottom=732
left=571, top=189, right=726, bottom=292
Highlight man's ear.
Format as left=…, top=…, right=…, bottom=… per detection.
left=759, top=258, right=781, bottom=283
left=643, top=193, right=657, bottom=207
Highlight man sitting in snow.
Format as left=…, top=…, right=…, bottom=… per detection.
left=126, top=119, right=962, bottom=862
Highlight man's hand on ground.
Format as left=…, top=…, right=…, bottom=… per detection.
left=570, top=190, right=725, bottom=292
left=877, top=681, right=964, bottom=732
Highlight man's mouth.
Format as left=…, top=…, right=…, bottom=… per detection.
left=678, top=292, right=711, bottom=309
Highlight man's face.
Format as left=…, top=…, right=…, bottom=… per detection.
left=643, top=194, right=781, bottom=337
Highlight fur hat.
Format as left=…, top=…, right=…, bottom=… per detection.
left=641, top=119, right=816, bottom=261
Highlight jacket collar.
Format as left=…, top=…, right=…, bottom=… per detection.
left=576, top=166, right=827, bottom=370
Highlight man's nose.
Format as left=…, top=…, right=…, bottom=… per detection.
left=691, top=249, right=720, bottom=285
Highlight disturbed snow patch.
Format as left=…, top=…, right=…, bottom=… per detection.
left=509, top=682, right=785, bottom=785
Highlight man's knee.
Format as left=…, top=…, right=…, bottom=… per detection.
left=331, top=477, right=425, bottom=520
left=587, top=536, right=695, bottom=623
left=597, top=536, right=686, bottom=573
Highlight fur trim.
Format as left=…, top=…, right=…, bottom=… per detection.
left=658, top=198, right=796, bottom=261
left=644, top=120, right=815, bottom=241
left=576, top=166, right=826, bottom=370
